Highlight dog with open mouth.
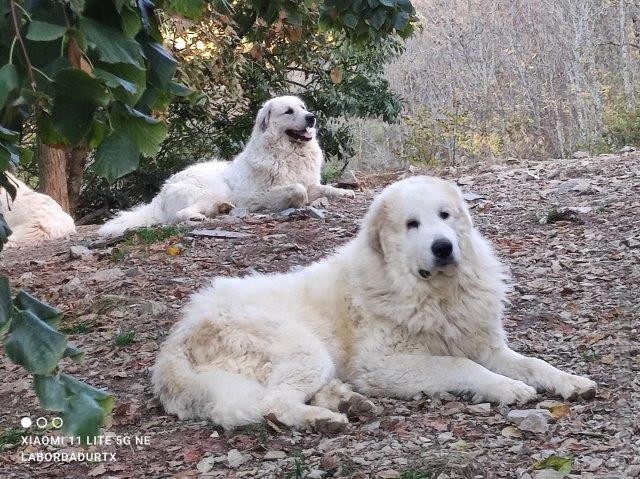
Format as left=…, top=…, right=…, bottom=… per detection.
left=98, top=96, right=354, bottom=237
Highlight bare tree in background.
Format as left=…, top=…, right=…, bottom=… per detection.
left=386, top=0, right=640, bottom=161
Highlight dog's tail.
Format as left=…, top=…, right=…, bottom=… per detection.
left=97, top=200, right=163, bottom=237
left=151, top=334, right=268, bottom=429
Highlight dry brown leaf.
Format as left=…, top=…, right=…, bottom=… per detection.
left=549, top=404, right=571, bottom=419
left=330, top=66, right=343, bottom=84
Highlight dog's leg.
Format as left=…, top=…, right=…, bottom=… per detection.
left=261, top=352, right=348, bottom=431
left=246, top=184, right=308, bottom=212
left=308, top=184, right=355, bottom=201
left=311, top=379, right=376, bottom=419
left=175, top=200, right=234, bottom=222
left=352, top=354, right=537, bottom=405
left=477, top=346, right=597, bottom=400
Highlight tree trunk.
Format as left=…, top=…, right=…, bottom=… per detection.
left=38, top=143, right=70, bottom=213
left=67, top=144, right=88, bottom=216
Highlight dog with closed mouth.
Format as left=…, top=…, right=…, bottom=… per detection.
left=152, top=175, right=596, bottom=430
left=98, top=95, right=353, bottom=237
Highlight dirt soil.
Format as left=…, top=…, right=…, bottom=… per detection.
left=0, top=153, right=638, bottom=479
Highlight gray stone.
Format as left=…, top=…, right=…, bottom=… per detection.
left=507, top=409, right=553, bottom=426
left=63, top=277, right=83, bottom=293
left=310, top=197, right=330, bottom=209
left=336, top=169, right=359, bottom=188
left=227, top=448, right=247, bottom=468
left=89, top=268, right=124, bottom=282
left=532, top=470, right=565, bottom=479
left=305, top=206, right=326, bottom=219
left=518, top=414, right=549, bottom=433
left=467, top=402, right=492, bottom=415
left=462, top=191, right=486, bottom=202
left=263, top=450, right=286, bottom=460
left=189, top=228, right=252, bottom=239
left=572, top=150, right=589, bottom=159
left=69, top=245, right=93, bottom=260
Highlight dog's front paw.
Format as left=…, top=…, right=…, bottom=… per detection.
left=554, top=374, right=597, bottom=400
left=477, top=379, right=537, bottom=405
left=340, top=189, right=356, bottom=198
left=217, top=202, right=235, bottom=215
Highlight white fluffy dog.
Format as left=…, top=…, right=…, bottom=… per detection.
left=1, top=173, right=76, bottom=248
left=98, top=96, right=353, bottom=237
left=152, top=176, right=596, bottom=430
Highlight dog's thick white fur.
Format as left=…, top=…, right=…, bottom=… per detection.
left=152, top=176, right=596, bottom=430
left=0, top=173, right=76, bottom=248
left=98, top=96, right=353, bottom=237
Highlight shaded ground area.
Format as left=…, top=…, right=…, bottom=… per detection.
left=1, top=153, right=639, bottom=478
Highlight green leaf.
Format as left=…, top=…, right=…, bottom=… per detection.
left=0, top=126, right=19, bottom=142
left=534, top=455, right=573, bottom=474
left=170, top=0, right=206, bottom=21
left=120, top=6, right=142, bottom=37
left=113, top=106, right=167, bottom=156
left=368, top=7, right=386, bottom=30
left=141, top=39, right=177, bottom=89
left=343, top=13, right=358, bottom=29
left=88, top=120, right=107, bottom=149
left=0, top=64, right=19, bottom=108
left=378, top=0, right=396, bottom=6
left=14, top=290, right=64, bottom=327
left=0, top=276, right=11, bottom=333
left=26, top=21, right=68, bottom=41
left=61, top=391, right=106, bottom=444
left=60, top=374, right=114, bottom=413
left=63, top=345, right=85, bottom=363
left=92, top=130, right=140, bottom=183
left=0, top=172, right=17, bottom=201
left=37, top=113, right=72, bottom=149
left=53, top=68, right=110, bottom=106
left=94, top=68, right=138, bottom=95
left=4, top=310, right=67, bottom=375
left=0, top=142, right=19, bottom=168
left=392, top=11, right=409, bottom=31
left=79, top=18, right=144, bottom=67
left=34, top=375, right=67, bottom=412
left=95, top=62, right=146, bottom=103
left=0, top=214, right=11, bottom=256
left=52, top=69, right=110, bottom=145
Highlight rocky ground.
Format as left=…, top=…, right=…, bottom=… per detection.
left=0, top=153, right=639, bottom=479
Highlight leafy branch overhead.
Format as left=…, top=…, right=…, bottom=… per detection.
left=0, top=0, right=416, bottom=183
left=0, top=0, right=194, bottom=185
left=0, top=277, right=113, bottom=443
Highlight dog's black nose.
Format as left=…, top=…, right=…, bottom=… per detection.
left=431, top=239, right=453, bottom=259
left=305, top=113, right=316, bottom=127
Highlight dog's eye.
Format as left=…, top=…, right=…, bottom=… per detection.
left=284, top=108, right=294, bottom=115
left=439, top=211, right=450, bottom=220
left=406, top=219, right=420, bottom=229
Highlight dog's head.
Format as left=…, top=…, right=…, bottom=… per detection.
left=254, top=96, right=317, bottom=143
left=364, top=176, right=473, bottom=281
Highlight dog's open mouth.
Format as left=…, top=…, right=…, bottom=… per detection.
left=285, top=128, right=313, bottom=142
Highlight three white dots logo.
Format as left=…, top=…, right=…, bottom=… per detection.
left=20, top=416, right=63, bottom=428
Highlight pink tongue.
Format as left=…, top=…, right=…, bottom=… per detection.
left=302, top=129, right=312, bottom=139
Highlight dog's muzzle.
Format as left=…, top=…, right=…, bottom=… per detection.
left=286, top=128, right=314, bottom=142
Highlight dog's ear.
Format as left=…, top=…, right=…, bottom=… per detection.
left=366, top=197, right=387, bottom=256
left=256, top=103, right=271, bottom=132
left=449, top=183, right=474, bottom=226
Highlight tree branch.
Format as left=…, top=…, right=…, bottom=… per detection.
left=9, top=0, right=37, bottom=91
